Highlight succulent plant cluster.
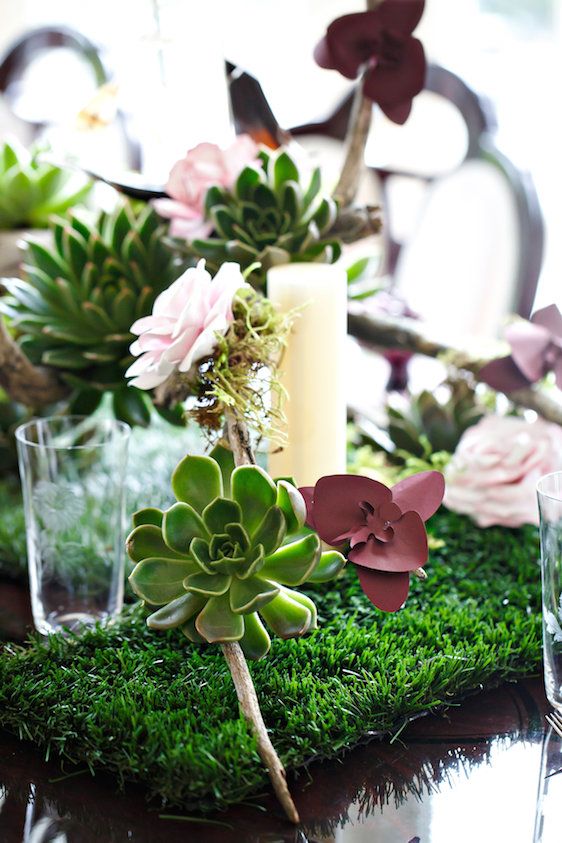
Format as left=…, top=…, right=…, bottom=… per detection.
left=189, top=150, right=342, bottom=288
left=0, top=139, right=91, bottom=230
left=1, top=202, right=186, bottom=425
left=127, top=446, right=345, bottom=659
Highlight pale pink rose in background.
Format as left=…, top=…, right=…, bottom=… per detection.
left=125, top=260, right=248, bottom=390
left=444, top=415, right=562, bottom=528
left=153, top=135, right=259, bottom=240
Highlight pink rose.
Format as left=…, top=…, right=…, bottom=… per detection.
left=125, top=260, right=248, bottom=390
left=444, top=415, right=562, bottom=528
left=153, top=135, right=259, bottom=240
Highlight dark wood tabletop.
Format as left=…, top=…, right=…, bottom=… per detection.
left=0, top=580, right=560, bottom=843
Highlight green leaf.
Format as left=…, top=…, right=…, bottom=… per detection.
left=308, top=550, right=346, bottom=583
left=346, top=256, right=371, bottom=283
left=282, top=587, right=318, bottom=630
left=112, top=387, right=150, bottom=427
left=181, top=616, right=206, bottom=644
left=163, top=502, right=208, bottom=554
left=195, top=593, right=244, bottom=643
left=202, top=497, right=241, bottom=535
left=312, top=197, right=337, bottom=233
left=276, top=481, right=306, bottom=535
left=224, top=523, right=250, bottom=552
left=184, top=571, right=231, bottom=597
left=260, top=591, right=312, bottom=639
left=126, top=524, right=186, bottom=563
left=189, top=537, right=214, bottom=574
left=67, top=389, right=103, bottom=415
left=229, top=576, right=279, bottom=614
left=133, top=508, right=164, bottom=528
left=238, top=544, right=265, bottom=580
left=239, top=612, right=271, bottom=660
left=41, top=348, right=90, bottom=370
left=273, top=152, right=299, bottom=190
left=252, top=506, right=286, bottom=556
left=302, top=167, right=321, bottom=210
left=128, top=557, right=196, bottom=605
left=235, top=166, right=262, bottom=200
left=147, top=592, right=205, bottom=630
left=231, top=465, right=277, bottom=535
left=261, top=533, right=321, bottom=586
left=172, top=455, right=222, bottom=513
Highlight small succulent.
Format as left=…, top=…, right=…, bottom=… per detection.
left=127, top=446, right=345, bottom=659
left=0, top=138, right=91, bottom=230
left=189, top=149, right=342, bottom=288
left=1, top=202, right=187, bottom=425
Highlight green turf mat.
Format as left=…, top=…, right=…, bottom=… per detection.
left=0, top=509, right=541, bottom=811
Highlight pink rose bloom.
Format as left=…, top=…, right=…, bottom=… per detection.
left=444, top=415, right=562, bottom=528
left=153, top=135, right=259, bottom=240
left=125, top=260, right=248, bottom=390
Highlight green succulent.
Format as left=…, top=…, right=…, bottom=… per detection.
left=127, top=446, right=345, bottom=660
left=188, top=149, right=342, bottom=288
left=0, top=138, right=91, bottom=230
left=0, top=202, right=187, bottom=425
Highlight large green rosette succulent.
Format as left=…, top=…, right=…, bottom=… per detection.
left=127, top=446, right=345, bottom=660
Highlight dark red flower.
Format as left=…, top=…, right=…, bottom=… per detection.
left=480, top=305, right=562, bottom=394
left=313, top=0, right=426, bottom=124
left=300, top=471, right=444, bottom=612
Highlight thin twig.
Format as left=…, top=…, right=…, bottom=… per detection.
left=222, top=408, right=299, bottom=824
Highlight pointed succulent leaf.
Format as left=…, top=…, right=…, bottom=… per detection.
left=184, top=571, right=231, bottom=597
left=163, top=502, right=208, bottom=554
left=202, top=497, right=241, bottom=535
left=181, top=616, right=206, bottom=643
left=239, top=612, right=271, bottom=660
left=260, top=591, right=312, bottom=639
left=261, top=533, right=321, bottom=586
left=282, top=587, right=318, bottom=630
left=302, top=166, right=322, bottom=210
left=273, top=152, right=299, bottom=190
left=133, top=507, right=164, bottom=528
left=276, top=480, right=306, bottom=534
left=252, top=505, right=286, bottom=556
left=128, top=557, right=196, bottom=605
left=189, top=537, right=215, bottom=574
left=235, top=166, right=262, bottom=200
left=229, top=576, right=279, bottom=614
left=146, top=592, right=205, bottom=630
left=231, top=465, right=277, bottom=535
left=238, top=543, right=265, bottom=580
left=126, top=524, right=186, bottom=563
left=208, top=443, right=236, bottom=495
left=112, top=386, right=150, bottom=427
left=308, top=550, right=346, bottom=583
left=172, top=455, right=223, bottom=513
left=225, top=522, right=250, bottom=551
left=195, top=593, right=244, bottom=643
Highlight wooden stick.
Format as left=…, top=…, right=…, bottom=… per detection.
left=0, top=318, right=68, bottom=405
left=347, top=303, right=562, bottom=427
left=222, top=408, right=299, bottom=824
left=220, top=640, right=300, bottom=824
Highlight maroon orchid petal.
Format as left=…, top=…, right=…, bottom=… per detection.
left=299, top=486, right=316, bottom=530
left=380, top=99, right=413, bottom=125
left=531, top=304, right=562, bottom=338
left=479, top=356, right=532, bottom=393
left=363, top=36, right=425, bottom=123
left=314, top=12, right=384, bottom=79
left=356, top=567, right=410, bottom=612
left=505, top=320, right=551, bottom=383
left=377, top=0, right=426, bottom=36
left=309, top=474, right=392, bottom=546
left=349, top=511, right=427, bottom=573
left=391, top=471, right=445, bottom=523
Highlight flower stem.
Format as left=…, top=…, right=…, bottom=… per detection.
left=222, top=408, right=300, bottom=824
left=220, top=640, right=300, bottom=824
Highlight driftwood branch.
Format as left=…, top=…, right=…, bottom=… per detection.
left=222, top=408, right=299, bottom=824
left=347, top=303, right=562, bottom=427
left=0, top=318, right=68, bottom=406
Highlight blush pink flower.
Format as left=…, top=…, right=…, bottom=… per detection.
left=300, top=471, right=444, bottom=612
left=125, top=260, right=248, bottom=390
left=444, top=415, right=562, bottom=528
left=480, top=305, right=562, bottom=394
left=153, top=135, right=259, bottom=240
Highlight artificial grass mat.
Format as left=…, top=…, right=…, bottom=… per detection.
left=0, top=509, right=542, bottom=812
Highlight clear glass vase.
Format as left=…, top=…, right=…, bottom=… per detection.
left=537, top=471, right=562, bottom=712
left=16, top=416, right=130, bottom=635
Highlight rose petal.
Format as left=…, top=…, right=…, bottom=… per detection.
left=356, top=567, right=410, bottom=612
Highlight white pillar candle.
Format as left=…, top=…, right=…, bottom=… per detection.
left=267, top=263, right=348, bottom=487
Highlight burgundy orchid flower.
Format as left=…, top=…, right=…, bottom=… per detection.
left=300, top=471, right=444, bottom=613
left=480, top=305, right=562, bottom=394
left=313, top=0, right=426, bottom=125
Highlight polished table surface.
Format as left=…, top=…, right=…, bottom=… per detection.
left=1, top=581, right=561, bottom=843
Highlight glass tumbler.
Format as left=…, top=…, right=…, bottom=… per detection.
left=16, top=416, right=130, bottom=635
left=537, top=471, right=562, bottom=712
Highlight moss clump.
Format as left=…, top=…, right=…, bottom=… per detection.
left=0, top=509, right=541, bottom=812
